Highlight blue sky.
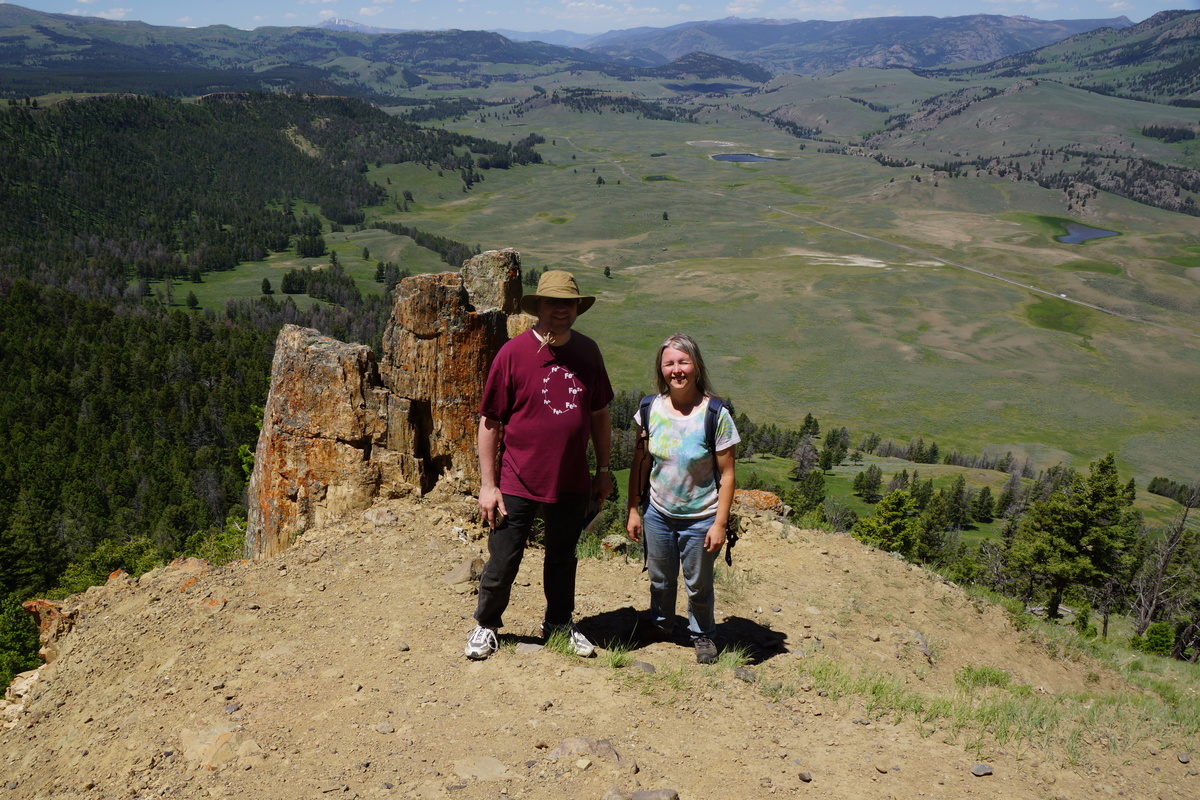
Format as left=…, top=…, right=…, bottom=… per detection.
left=7, top=0, right=1197, bottom=34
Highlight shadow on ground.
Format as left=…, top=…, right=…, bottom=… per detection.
left=582, top=606, right=790, bottom=665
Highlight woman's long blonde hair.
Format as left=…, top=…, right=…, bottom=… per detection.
left=654, top=333, right=714, bottom=397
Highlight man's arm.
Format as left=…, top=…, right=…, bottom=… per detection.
left=590, top=406, right=613, bottom=502
left=478, top=416, right=507, bottom=528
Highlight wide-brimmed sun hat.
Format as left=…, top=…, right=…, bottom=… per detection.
left=519, top=270, right=596, bottom=316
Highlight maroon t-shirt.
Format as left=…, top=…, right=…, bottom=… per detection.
left=480, top=329, right=614, bottom=503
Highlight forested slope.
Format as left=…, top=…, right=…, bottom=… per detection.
left=0, top=92, right=543, bottom=683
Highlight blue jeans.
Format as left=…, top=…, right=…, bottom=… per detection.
left=642, top=504, right=717, bottom=639
left=474, top=492, right=587, bottom=630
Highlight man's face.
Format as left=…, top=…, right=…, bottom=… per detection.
left=536, top=297, right=579, bottom=335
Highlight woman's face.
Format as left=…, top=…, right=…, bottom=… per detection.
left=660, top=346, right=696, bottom=394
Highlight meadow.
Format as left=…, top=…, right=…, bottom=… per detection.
left=195, top=69, right=1200, bottom=492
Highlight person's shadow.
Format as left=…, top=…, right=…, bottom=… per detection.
left=581, top=605, right=789, bottom=665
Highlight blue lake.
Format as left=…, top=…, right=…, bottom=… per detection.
left=711, top=153, right=778, bottom=162
left=1057, top=223, right=1119, bottom=244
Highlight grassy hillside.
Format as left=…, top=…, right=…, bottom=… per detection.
left=369, top=77, right=1200, bottom=487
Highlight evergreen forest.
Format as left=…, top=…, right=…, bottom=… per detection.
left=0, top=92, right=543, bottom=683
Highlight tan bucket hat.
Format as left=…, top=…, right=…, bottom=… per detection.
left=519, top=270, right=596, bottom=316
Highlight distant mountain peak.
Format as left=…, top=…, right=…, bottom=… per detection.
left=314, top=17, right=403, bottom=34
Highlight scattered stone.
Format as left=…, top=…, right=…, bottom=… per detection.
left=630, top=661, right=656, bottom=674
left=444, top=557, right=484, bottom=586
left=576, top=757, right=592, bottom=770
left=601, top=533, right=629, bottom=553
left=375, top=722, right=394, bottom=734
left=874, top=764, right=888, bottom=774
left=515, top=642, right=543, bottom=654
left=771, top=606, right=782, bottom=613
left=733, top=667, right=755, bottom=683
left=396, top=642, right=410, bottom=652
left=798, top=771, right=812, bottom=782
left=630, top=790, right=679, bottom=800
left=452, top=756, right=510, bottom=780
left=602, top=787, right=634, bottom=800
left=1179, top=753, right=1191, bottom=764
left=971, top=763, right=994, bottom=777
left=546, top=737, right=633, bottom=769
left=363, top=507, right=398, bottom=526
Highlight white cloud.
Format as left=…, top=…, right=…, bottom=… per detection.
left=779, top=1, right=854, bottom=19
left=320, top=9, right=338, bottom=18
left=725, top=0, right=762, bottom=15
left=360, top=5, right=385, bottom=15
left=93, top=8, right=132, bottom=20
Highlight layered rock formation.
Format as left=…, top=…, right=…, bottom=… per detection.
left=245, top=249, right=519, bottom=558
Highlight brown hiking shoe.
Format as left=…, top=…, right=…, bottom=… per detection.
left=694, top=636, right=718, bottom=664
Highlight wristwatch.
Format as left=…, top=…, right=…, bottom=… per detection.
left=596, top=465, right=610, bottom=473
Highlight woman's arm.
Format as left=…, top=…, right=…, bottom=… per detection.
left=626, top=429, right=649, bottom=542
left=704, top=446, right=737, bottom=553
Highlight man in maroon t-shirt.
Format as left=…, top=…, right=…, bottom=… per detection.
left=465, top=270, right=614, bottom=660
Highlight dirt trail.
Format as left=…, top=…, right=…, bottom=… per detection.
left=2, top=497, right=1194, bottom=799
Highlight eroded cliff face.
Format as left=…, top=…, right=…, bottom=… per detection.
left=245, top=249, right=519, bottom=558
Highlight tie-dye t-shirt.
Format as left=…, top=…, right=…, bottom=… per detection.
left=644, top=394, right=740, bottom=519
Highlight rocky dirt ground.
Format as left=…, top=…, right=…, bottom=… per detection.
left=2, top=496, right=1196, bottom=800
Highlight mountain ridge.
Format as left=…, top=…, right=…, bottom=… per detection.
left=0, top=4, right=1148, bottom=99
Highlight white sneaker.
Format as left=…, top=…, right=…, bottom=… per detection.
left=542, top=622, right=596, bottom=658
left=464, top=625, right=498, bottom=660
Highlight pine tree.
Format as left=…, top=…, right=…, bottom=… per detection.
left=972, top=486, right=996, bottom=523
left=1006, top=453, right=1141, bottom=620
left=853, top=490, right=920, bottom=558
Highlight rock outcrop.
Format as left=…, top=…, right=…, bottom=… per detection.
left=245, top=249, right=521, bottom=559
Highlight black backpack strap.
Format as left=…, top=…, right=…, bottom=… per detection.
left=638, top=395, right=655, bottom=439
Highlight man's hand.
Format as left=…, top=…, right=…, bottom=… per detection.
left=477, top=416, right=506, bottom=529
left=479, top=485, right=507, bottom=529
left=591, top=470, right=613, bottom=505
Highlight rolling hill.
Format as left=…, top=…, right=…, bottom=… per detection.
left=927, top=9, right=1200, bottom=105
left=584, top=14, right=1135, bottom=73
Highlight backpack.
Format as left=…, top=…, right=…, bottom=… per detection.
left=635, top=394, right=739, bottom=565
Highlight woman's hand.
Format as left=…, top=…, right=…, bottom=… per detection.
left=703, top=520, right=727, bottom=553
left=626, top=507, right=643, bottom=543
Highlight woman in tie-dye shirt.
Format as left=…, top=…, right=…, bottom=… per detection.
left=626, top=334, right=739, bottom=664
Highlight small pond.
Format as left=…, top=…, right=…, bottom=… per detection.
left=1057, top=223, right=1119, bottom=244
left=711, top=153, right=779, bottom=162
